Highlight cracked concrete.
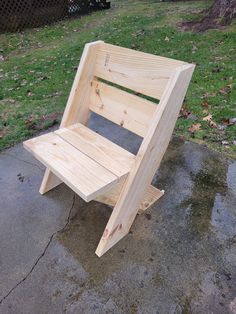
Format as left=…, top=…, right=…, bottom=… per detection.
left=0, top=114, right=236, bottom=313
left=0, top=193, right=76, bottom=306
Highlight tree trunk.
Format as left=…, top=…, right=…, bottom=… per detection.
left=182, top=0, right=236, bottom=31
left=209, top=0, right=236, bottom=22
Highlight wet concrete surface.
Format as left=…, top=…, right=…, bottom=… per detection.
left=0, top=114, right=236, bottom=313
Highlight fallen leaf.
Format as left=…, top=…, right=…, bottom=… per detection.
left=219, top=85, right=231, bottom=95
left=203, top=114, right=212, bottom=122
left=214, top=56, right=224, bottom=61
left=222, top=140, right=229, bottom=146
left=38, top=76, right=48, bottom=81
left=222, top=118, right=236, bottom=126
left=201, top=92, right=216, bottom=99
left=201, top=101, right=209, bottom=108
left=179, top=107, right=190, bottom=118
left=210, top=121, right=217, bottom=128
left=189, top=123, right=201, bottom=133
left=222, top=118, right=230, bottom=125
left=25, top=117, right=37, bottom=130
left=203, top=114, right=217, bottom=128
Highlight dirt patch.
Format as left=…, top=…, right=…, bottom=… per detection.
left=181, top=0, right=236, bottom=32
left=25, top=112, right=62, bottom=131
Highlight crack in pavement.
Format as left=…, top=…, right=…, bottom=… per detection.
left=0, top=193, right=76, bottom=306
left=2, top=152, right=44, bottom=171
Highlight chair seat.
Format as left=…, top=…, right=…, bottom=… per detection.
left=24, top=123, right=135, bottom=202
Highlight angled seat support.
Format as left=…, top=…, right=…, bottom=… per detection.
left=23, top=41, right=195, bottom=257
left=95, top=64, right=195, bottom=256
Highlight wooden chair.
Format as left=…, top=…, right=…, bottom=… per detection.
left=24, top=41, right=195, bottom=257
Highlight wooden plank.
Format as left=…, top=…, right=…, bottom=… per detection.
left=56, top=123, right=135, bottom=177
left=40, top=41, right=103, bottom=195
left=95, top=64, right=195, bottom=257
left=94, top=43, right=186, bottom=100
left=95, top=181, right=164, bottom=213
left=89, top=79, right=156, bottom=137
left=24, top=132, right=119, bottom=202
left=61, top=40, right=104, bottom=127
left=39, top=168, right=62, bottom=195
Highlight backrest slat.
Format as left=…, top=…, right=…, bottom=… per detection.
left=89, top=79, right=156, bottom=137
left=94, top=43, right=186, bottom=100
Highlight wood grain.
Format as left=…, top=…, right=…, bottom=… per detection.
left=56, top=123, right=135, bottom=177
left=96, top=64, right=195, bottom=257
left=94, top=43, right=186, bottom=99
left=95, top=181, right=164, bottom=213
left=39, top=41, right=103, bottom=194
left=24, top=132, right=119, bottom=202
left=89, top=79, right=156, bottom=137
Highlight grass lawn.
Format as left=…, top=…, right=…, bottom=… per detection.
left=0, top=0, right=235, bottom=157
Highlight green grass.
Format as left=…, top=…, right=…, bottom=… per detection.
left=0, top=0, right=235, bottom=158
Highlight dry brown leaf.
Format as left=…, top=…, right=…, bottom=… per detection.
left=222, top=117, right=236, bottom=126
left=203, top=114, right=212, bottom=122
left=222, top=140, right=229, bottom=146
left=201, top=101, right=209, bottom=108
left=214, top=56, right=224, bottom=61
left=179, top=107, right=190, bottom=118
left=219, top=85, right=231, bottom=95
left=209, top=121, right=217, bottom=128
left=203, top=114, right=217, bottom=128
left=189, top=123, right=201, bottom=133
left=201, top=92, right=216, bottom=99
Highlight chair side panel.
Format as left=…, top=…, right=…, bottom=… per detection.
left=95, top=64, right=195, bottom=257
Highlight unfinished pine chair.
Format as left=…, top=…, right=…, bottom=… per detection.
left=23, top=41, right=195, bottom=257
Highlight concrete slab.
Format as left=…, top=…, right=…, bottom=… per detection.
left=0, top=115, right=236, bottom=313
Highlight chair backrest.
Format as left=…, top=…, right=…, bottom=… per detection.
left=61, top=41, right=195, bottom=148
left=88, top=43, right=188, bottom=138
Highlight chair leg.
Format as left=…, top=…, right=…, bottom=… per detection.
left=95, top=178, right=149, bottom=257
left=39, top=169, right=62, bottom=194
left=95, top=200, right=140, bottom=257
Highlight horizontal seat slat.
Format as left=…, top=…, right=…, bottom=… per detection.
left=24, top=132, right=120, bottom=202
left=94, top=43, right=186, bottom=100
left=56, top=123, right=135, bottom=177
left=89, top=80, right=156, bottom=137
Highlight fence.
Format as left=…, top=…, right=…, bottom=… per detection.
left=0, top=0, right=110, bottom=33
